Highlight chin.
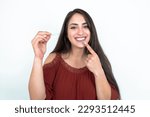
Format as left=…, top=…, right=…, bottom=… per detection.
left=76, top=42, right=85, bottom=48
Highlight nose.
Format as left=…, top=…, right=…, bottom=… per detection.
left=77, top=28, right=84, bottom=35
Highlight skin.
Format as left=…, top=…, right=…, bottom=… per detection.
left=29, top=13, right=111, bottom=100
left=83, top=42, right=111, bottom=99
left=29, top=31, right=51, bottom=99
left=67, top=13, right=90, bottom=49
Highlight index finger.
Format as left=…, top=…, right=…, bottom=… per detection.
left=83, top=42, right=96, bottom=55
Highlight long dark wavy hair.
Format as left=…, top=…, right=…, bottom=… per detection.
left=52, top=8, right=120, bottom=99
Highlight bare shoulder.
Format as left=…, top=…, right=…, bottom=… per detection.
left=44, top=53, right=57, bottom=65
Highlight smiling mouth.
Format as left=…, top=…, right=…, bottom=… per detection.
left=75, top=37, right=86, bottom=42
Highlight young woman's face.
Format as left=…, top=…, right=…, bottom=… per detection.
left=67, top=13, right=90, bottom=49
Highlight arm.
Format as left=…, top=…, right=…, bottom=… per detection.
left=29, top=57, right=45, bottom=100
left=84, top=42, right=111, bottom=99
left=94, top=69, right=111, bottom=100
left=28, top=31, right=51, bottom=100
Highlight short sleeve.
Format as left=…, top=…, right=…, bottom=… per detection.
left=43, top=55, right=60, bottom=100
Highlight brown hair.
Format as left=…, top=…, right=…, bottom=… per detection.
left=52, top=8, right=120, bottom=99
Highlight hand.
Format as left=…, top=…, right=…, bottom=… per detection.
left=31, top=31, right=51, bottom=60
left=84, top=42, right=103, bottom=77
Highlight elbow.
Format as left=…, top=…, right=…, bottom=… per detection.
left=97, top=87, right=111, bottom=100
left=29, top=92, right=46, bottom=100
left=28, top=85, right=46, bottom=100
left=97, top=93, right=111, bottom=100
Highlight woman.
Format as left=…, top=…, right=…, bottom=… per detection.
left=29, top=8, right=120, bottom=100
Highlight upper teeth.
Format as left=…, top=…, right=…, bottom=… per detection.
left=76, top=38, right=85, bottom=41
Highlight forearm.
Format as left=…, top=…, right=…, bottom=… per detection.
left=94, top=70, right=111, bottom=100
left=28, top=57, right=46, bottom=100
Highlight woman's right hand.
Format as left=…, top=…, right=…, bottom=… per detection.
left=31, top=31, right=51, bottom=60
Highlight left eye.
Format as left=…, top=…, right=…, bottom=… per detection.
left=83, top=25, right=89, bottom=28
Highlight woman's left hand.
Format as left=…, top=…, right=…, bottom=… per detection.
left=84, top=42, right=104, bottom=77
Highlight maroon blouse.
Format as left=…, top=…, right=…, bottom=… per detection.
left=43, top=53, right=119, bottom=100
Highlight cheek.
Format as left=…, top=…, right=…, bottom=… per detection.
left=87, top=31, right=91, bottom=42
left=67, top=30, right=72, bottom=39
left=67, top=29, right=73, bottom=37
left=67, top=33, right=72, bottom=40
left=87, top=37, right=90, bottom=43
left=85, top=29, right=90, bottom=35
left=67, top=32, right=75, bottom=43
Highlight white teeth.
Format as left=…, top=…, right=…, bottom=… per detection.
left=76, top=38, right=85, bottom=41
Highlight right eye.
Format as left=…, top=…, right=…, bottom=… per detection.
left=70, top=26, right=76, bottom=29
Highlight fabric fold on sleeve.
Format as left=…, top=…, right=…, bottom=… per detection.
left=43, top=55, right=60, bottom=100
left=110, top=84, right=120, bottom=100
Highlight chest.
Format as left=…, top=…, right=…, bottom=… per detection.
left=52, top=69, right=96, bottom=99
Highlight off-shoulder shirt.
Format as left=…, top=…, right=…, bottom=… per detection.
left=43, top=53, right=119, bottom=100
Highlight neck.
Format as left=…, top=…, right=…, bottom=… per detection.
left=62, top=47, right=87, bottom=68
left=69, top=48, right=85, bottom=60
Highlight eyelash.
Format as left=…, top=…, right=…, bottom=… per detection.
left=70, top=27, right=76, bottom=29
left=83, top=25, right=89, bottom=28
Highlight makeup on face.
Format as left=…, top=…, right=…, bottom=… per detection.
left=68, top=22, right=90, bottom=42
left=67, top=13, right=91, bottom=48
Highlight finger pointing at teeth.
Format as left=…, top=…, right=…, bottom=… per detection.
left=83, top=41, right=103, bottom=76
left=83, top=41, right=96, bottom=55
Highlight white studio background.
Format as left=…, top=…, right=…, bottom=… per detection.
left=0, top=0, right=150, bottom=100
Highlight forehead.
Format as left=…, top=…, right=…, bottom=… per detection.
left=68, top=13, right=86, bottom=25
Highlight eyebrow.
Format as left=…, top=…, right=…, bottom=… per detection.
left=69, top=22, right=87, bottom=26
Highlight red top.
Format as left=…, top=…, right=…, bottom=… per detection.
left=43, top=53, right=119, bottom=100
